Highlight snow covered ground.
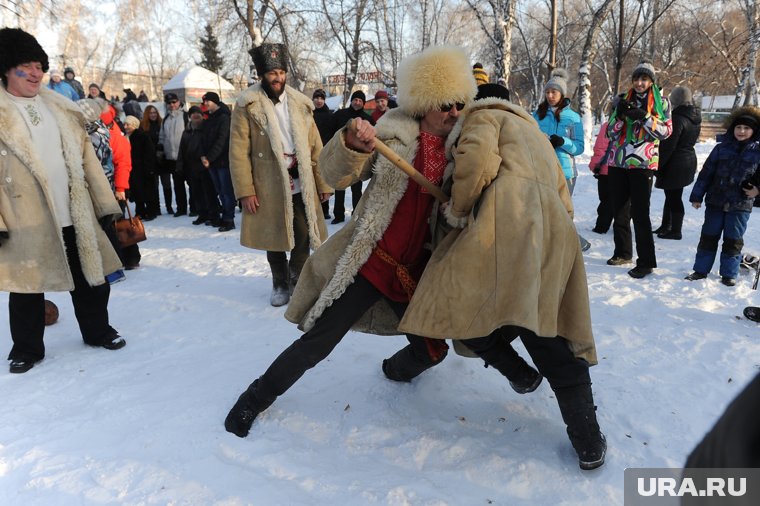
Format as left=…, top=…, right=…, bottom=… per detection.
left=1, top=138, right=759, bottom=505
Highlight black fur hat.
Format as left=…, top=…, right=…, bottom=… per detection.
left=249, top=43, right=289, bottom=77
left=0, top=28, right=49, bottom=83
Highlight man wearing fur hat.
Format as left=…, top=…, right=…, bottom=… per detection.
left=0, top=28, right=126, bottom=374
left=606, top=59, right=672, bottom=279
left=229, top=42, right=332, bottom=307
left=329, top=89, right=375, bottom=224
left=224, top=44, right=476, bottom=439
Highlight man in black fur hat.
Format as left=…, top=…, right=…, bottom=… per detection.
left=0, top=28, right=127, bottom=374
left=229, top=42, right=332, bottom=307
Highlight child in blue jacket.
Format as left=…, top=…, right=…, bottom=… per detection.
left=686, top=106, right=760, bottom=286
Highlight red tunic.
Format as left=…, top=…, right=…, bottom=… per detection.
left=359, top=131, right=446, bottom=302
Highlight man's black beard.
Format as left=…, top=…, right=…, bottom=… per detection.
left=262, top=77, right=286, bottom=101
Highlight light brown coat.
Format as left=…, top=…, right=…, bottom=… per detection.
left=398, top=98, right=597, bottom=363
left=229, top=84, right=330, bottom=252
left=0, top=87, right=122, bottom=293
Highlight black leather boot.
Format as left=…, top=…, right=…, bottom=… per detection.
left=224, top=380, right=273, bottom=438
left=554, top=384, right=606, bottom=470
left=652, top=206, right=671, bottom=235
left=658, top=212, right=683, bottom=240
left=382, top=342, right=448, bottom=382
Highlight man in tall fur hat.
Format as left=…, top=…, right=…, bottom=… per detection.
left=224, top=45, right=543, bottom=440
left=229, top=42, right=332, bottom=307
left=0, top=28, right=126, bottom=374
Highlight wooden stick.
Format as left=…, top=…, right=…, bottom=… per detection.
left=348, top=119, right=449, bottom=203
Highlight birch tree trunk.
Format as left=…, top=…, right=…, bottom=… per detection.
left=577, top=0, right=616, bottom=146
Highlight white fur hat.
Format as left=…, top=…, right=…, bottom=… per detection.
left=396, top=45, right=477, bottom=117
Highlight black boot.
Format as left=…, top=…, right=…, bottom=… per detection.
left=554, top=384, right=606, bottom=470
left=224, top=379, right=272, bottom=438
left=269, top=258, right=290, bottom=307
left=484, top=345, right=543, bottom=394
left=652, top=206, right=671, bottom=235
left=658, top=212, right=683, bottom=240
left=382, top=342, right=448, bottom=382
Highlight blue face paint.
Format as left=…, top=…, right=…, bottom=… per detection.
left=14, top=69, right=28, bottom=78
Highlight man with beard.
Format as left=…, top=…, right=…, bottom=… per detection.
left=229, top=43, right=332, bottom=307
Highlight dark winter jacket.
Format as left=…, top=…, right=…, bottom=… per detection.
left=690, top=135, right=760, bottom=213
left=127, top=128, right=156, bottom=202
left=331, top=105, right=375, bottom=132
left=655, top=104, right=701, bottom=190
left=176, top=124, right=205, bottom=178
left=313, top=104, right=336, bottom=146
left=201, top=102, right=231, bottom=168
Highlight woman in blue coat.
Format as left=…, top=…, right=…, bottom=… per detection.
left=533, top=68, right=588, bottom=249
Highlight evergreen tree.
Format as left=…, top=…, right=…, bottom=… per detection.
left=199, top=24, right=224, bottom=73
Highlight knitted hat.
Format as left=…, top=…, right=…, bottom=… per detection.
left=0, top=28, right=49, bottom=82
left=669, top=86, right=693, bottom=109
left=544, top=68, right=568, bottom=97
left=632, top=59, right=656, bottom=82
left=396, top=45, right=478, bottom=117
left=350, top=90, right=366, bottom=103
left=250, top=43, right=289, bottom=76
left=733, top=115, right=759, bottom=131
left=202, top=91, right=220, bottom=105
left=374, top=90, right=389, bottom=100
left=472, top=63, right=489, bottom=86
left=124, top=115, right=140, bottom=129
left=312, top=88, right=326, bottom=99
left=475, top=83, right=510, bottom=102
left=49, top=68, right=62, bottom=79
left=77, top=98, right=105, bottom=123
left=64, top=66, right=75, bottom=76
left=188, top=105, right=203, bottom=116
left=164, top=92, right=179, bottom=103
left=88, top=82, right=100, bottom=91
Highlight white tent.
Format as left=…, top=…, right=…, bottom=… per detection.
left=162, top=66, right=237, bottom=105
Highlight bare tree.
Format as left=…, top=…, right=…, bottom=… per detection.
left=466, top=0, right=517, bottom=85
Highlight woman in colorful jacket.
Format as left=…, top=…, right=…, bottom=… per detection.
left=685, top=107, right=760, bottom=286
left=606, top=60, right=672, bottom=279
left=533, top=68, right=589, bottom=250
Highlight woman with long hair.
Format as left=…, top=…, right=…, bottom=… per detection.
left=141, top=105, right=163, bottom=217
left=533, top=68, right=589, bottom=251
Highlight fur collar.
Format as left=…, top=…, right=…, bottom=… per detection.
left=236, top=83, right=323, bottom=249
left=300, top=110, right=461, bottom=331
left=0, top=86, right=106, bottom=285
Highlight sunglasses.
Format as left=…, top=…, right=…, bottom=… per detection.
left=440, top=102, right=465, bottom=112
left=168, top=100, right=179, bottom=104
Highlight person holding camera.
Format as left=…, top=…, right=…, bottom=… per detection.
left=685, top=107, right=760, bottom=286
left=606, top=60, right=672, bottom=279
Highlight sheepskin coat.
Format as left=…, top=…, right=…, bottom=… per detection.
left=398, top=99, right=597, bottom=364
left=285, top=108, right=452, bottom=335
left=229, top=84, right=330, bottom=252
left=0, top=87, right=122, bottom=293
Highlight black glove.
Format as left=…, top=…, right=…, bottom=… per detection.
left=99, top=215, right=115, bottom=232
left=0, top=230, right=8, bottom=247
left=625, top=106, right=647, bottom=121
left=615, top=98, right=632, bottom=116
left=549, top=134, right=564, bottom=148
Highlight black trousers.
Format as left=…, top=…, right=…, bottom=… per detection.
left=462, top=326, right=590, bottom=390
left=663, top=187, right=685, bottom=217
left=253, top=275, right=443, bottom=406
left=609, top=166, right=656, bottom=267
left=7, top=226, right=113, bottom=362
left=189, top=168, right=221, bottom=221
left=157, top=159, right=188, bottom=213
left=332, top=182, right=363, bottom=219
left=267, top=193, right=310, bottom=281
left=595, top=175, right=615, bottom=232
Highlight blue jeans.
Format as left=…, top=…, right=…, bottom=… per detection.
left=209, top=166, right=236, bottom=222
left=693, top=206, right=751, bottom=278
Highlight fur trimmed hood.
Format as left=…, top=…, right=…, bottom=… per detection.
left=724, top=105, right=760, bottom=140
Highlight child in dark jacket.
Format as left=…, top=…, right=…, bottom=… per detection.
left=686, top=106, right=760, bottom=286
